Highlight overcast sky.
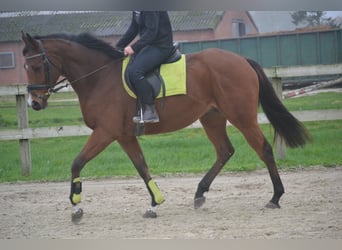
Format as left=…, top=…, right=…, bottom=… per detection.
left=327, top=11, right=342, bottom=18
left=1, top=11, right=342, bottom=17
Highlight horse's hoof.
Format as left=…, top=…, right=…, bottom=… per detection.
left=143, top=209, right=157, bottom=218
left=71, top=208, right=84, bottom=223
left=194, top=197, right=206, bottom=209
left=265, top=201, right=280, bottom=209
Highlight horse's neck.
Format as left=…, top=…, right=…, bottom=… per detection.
left=58, top=43, right=120, bottom=103
left=60, top=43, right=105, bottom=75
left=51, top=41, right=109, bottom=91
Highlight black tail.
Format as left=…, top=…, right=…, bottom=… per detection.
left=246, top=58, right=311, bottom=148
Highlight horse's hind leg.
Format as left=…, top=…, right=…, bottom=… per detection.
left=237, top=122, right=284, bottom=208
left=194, top=109, right=235, bottom=208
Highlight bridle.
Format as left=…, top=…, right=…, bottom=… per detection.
left=25, top=40, right=64, bottom=97
left=24, top=39, right=119, bottom=99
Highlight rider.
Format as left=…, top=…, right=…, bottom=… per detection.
left=116, top=11, right=174, bottom=123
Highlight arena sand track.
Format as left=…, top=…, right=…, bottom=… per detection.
left=0, top=166, right=341, bottom=239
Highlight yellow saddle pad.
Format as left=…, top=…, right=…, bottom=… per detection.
left=122, top=55, right=186, bottom=99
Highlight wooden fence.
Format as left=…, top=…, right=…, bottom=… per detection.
left=1, top=64, right=342, bottom=175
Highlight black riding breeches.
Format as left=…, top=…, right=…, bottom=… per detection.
left=127, top=45, right=173, bottom=104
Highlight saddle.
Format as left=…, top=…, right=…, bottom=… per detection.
left=124, top=42, right=182, bottom=102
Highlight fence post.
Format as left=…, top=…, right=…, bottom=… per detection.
left=16, top=93, right=32, bottom=176
left=271, top=77, right=287, bottom=160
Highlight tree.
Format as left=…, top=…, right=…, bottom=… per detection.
left=290, top=11, right=329, bottom=27
left=329, top=16, right=342, bottom=28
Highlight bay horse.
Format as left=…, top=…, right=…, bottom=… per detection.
left=21, top=31, right=310, bottom=221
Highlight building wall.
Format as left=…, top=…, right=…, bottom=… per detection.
left=0, top=42, right=27, bottom=85
left=173, top=11, right=258, bottom=42
left=173, top=30, right=215, bottom=42
left=214, top=11, right=258, bottom=38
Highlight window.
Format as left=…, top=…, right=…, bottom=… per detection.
left=232, top=19, right=249, bottom=38
left=0, top=52, right=15, bottom=69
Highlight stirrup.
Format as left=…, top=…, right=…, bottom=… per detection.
left=133, top=106, right=145, bottom=124
left=143, top=117, right=159, bottom=123
left=132, top=115, right=159, bottom=123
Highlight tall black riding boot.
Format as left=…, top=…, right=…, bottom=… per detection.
left=132, top=78, right=160, bottom=123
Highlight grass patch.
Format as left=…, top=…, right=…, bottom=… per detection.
left=0, top=120, right=341, bottom=182
left=282, top=92, right=342, bottom=111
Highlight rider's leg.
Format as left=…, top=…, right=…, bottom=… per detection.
left=127, top=46, right=172, bottom=123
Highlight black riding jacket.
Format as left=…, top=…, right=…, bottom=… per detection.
left=116, top=11, right=173, bottom=53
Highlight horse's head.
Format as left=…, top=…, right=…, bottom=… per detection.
left=22, top=31, right=62, bottom=110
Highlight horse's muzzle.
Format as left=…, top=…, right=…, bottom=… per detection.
left=28, top=93, right=47, bottom=111
left=31, top=100, right=43, bottom=111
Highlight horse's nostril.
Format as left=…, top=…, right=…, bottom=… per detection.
left=31, top=101, right=42, bottom=111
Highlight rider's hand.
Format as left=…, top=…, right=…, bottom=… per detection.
left=124, top=46, right=135, bottom=56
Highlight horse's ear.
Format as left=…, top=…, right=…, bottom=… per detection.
left=21, top=31, right=39, bottom=49
left=21, top=31, right=28, bottom=43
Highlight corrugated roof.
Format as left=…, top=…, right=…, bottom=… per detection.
left=0, top=11, right=225, bottom=42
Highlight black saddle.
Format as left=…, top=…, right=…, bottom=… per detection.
left=124, top=42, right=182, bottom=100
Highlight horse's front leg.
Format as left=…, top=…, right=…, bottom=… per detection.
left=70, top=129, right=114, bottom=222
left=118, top=136, right=165, bottom=218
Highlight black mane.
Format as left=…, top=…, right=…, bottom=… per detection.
left=34, top=33, right=124, bottom=60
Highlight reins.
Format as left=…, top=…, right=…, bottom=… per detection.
left=49, top=63, right=110, bottom=94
